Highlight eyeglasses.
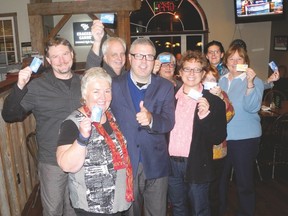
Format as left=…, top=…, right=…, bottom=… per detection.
left=208, top=50, right=221, bottom=55
left=182, top=67, right=203, bottom=74
left=161, top=63, right=176, bottom=68
left=130, top=53, right=155, bottom=61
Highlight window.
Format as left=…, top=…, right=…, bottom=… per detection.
left=130, top=0, right=208, bottom=55
left=0, top=14, right=19, bottom=65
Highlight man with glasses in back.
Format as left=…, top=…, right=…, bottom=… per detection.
left=110, top=38, right=175, bottom=216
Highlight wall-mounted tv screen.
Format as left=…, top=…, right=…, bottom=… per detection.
left=234, top=0, right=285, bottom=23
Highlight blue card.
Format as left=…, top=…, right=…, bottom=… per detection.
left=100, top=14, right=114, bottom=24
left=159, top=55, right=171, bottom=63
left=30, top=57, right=42, bottom=73
left=268, top=61, right=278, bottom=72
left=91, top=106, right=102, bottom=122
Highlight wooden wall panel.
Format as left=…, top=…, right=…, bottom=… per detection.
left=0, top=151, right=11, bottom=216
left=1, top=119, right=21, bottom=215
left=0, top=90, right=37, bottom=216
left=10, top=122, right=30, bottom=211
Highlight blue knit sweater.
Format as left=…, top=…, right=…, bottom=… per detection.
left=127, top=74, right=147, bottom=113
left=219, top=73, right=264, bottom=140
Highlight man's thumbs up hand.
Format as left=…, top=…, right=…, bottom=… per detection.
left=136, top=101, right=152, bottom=126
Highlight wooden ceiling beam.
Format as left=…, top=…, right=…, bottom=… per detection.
left=27, top=0, right=141, bottom=16
left=46, top=14, right=72, bottom=41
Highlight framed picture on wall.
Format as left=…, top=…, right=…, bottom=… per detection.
left=274, top=36, right=288, bottom=51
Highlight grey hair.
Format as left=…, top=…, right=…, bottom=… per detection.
left=130, top=37, right=156, bottom=55
left=101, top=37, right=126, bottom=55
left=81, top=67, right=112, bottom=100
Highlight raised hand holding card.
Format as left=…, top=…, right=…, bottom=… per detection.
left=100, top=13, right=114, bottom=24
left=268, top=61, right=278, bottom=72
left=236, top=64, right=248, bottom=72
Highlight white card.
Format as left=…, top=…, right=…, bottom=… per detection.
left=203, top=82, right=218, bottom=90
left=236, top=64, right=248, bottom=72
left=188, top=89, right=203, bottom=100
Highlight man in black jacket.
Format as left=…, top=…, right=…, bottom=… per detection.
left=2, top=37, right=81, bottom=216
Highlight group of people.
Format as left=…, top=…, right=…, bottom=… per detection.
left=1, top=18, right=280, bottom=216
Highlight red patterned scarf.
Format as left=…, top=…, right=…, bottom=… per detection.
left=83, top=105, right=134, bottom=202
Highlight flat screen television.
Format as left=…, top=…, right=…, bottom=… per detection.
left=234, top=0, right=285, bottom=23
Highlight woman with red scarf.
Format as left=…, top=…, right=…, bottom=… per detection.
left=56, top=67, right=133, bottom=216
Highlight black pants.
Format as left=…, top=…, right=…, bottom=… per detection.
left=209, top=157, right=225, bottom=216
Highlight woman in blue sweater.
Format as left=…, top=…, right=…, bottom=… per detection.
left=218, top=43, right=264, bottom=216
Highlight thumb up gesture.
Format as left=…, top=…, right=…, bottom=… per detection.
left=136, top=101, right=152, bottom=126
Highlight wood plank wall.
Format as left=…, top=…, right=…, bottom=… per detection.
left=0, top=90, right=37, bottom=216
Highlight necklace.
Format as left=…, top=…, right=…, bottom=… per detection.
left=183, top=89, right=188, bottom=95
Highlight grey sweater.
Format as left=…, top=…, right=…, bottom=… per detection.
left=2, top=69, right=82, bottom=165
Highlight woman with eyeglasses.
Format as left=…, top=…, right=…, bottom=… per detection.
left=168, top=50, right=227, bottom=216
left=204, top=40, right=229, bottom=77
left=153, top=52, right=183, bottom=93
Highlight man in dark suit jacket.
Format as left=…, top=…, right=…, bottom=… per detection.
left=111, top=38, right=175, bottom=216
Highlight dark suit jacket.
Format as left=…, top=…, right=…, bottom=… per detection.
left=111, top=72, right=175, bottom=179
left=185, top=89, right=227, bottom=184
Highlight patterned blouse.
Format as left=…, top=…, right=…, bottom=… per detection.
left=58, top=109, right=131, bottom=214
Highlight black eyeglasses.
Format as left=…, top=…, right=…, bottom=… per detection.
left=130, top=53, right=155, bottom=61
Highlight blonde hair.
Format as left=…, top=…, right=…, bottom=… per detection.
left=81, top=67, right=112, bottom=100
